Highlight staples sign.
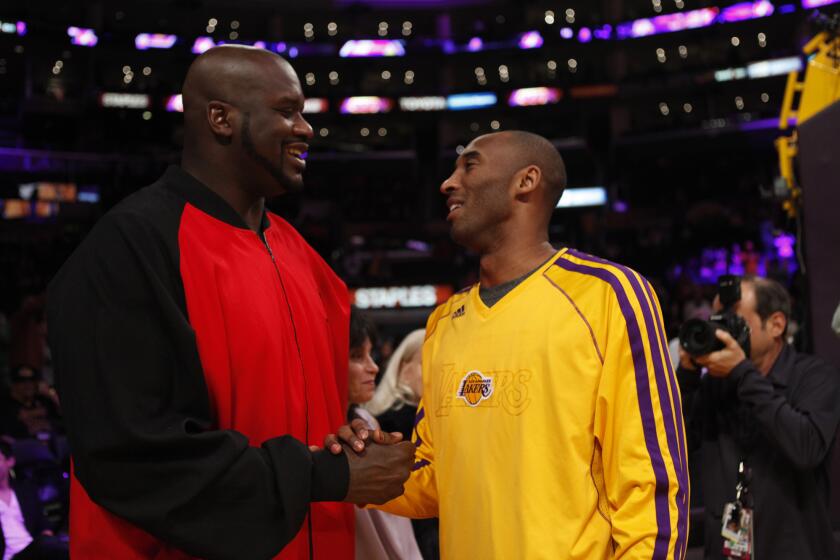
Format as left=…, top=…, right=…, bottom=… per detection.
left=351, top=285, right=453, bottom=309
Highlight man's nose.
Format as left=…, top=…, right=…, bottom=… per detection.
left=294, top=114, right=314, bottom=140
left=440, top=173, right=458, bottom=195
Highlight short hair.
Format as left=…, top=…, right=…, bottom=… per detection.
left=743, top=275, right=791, bottom=329
left=0, top=438, right=12, bottom=460
left=349, top=306, right=377, bottom=351
left=505, top=130, right=567, bottom=209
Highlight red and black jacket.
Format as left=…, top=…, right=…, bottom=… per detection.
left=47, top=166, right=354, bottom=560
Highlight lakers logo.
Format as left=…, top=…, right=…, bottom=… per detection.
left=456, top=370, right=493, bottom=407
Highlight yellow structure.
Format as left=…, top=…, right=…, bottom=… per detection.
left=776, top=30, right=840, bottom=218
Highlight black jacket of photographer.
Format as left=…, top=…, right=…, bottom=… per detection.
left=678, top=344, right=840, bottom=560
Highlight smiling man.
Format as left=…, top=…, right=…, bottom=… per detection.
left=364, top=131, right=689, bottom=559
left=46, top=46, right=414, bottom=560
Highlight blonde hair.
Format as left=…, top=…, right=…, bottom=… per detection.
left=365, top=329, right=425, bottom=416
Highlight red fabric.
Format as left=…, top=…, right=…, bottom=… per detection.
left=69, top=206, right=353, bottom=559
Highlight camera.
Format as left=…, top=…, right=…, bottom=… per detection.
left=678, top=275, right=751, bottom=357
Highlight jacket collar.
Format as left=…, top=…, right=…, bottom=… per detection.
left=767, top=343, right=795, bottom=388
left=161, top=165, right=270, bottom=232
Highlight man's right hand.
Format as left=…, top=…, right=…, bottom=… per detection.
left=678, top=346, right=699, bottom=371
left=343, top=440, right=414, bottom=505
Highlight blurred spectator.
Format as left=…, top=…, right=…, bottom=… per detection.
left=0, top=312, right=9, bottom=385
left=0, top=367, right=62, bottom=439
left=366, top=329, right=425, bottom=441
left=832, top=301, right=840, bottom=338
left=0, top=437, right=68, bottom=560
left=347, top=309, right=422, bottom=560
left=9, top=297, right=48, bottom=378
left=682, top=284, right=712, bottom=322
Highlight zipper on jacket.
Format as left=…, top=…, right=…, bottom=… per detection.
left=260, top=231, right=315, bottom=560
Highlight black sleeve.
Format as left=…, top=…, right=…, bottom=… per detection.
left=676, top=365, right=704, bottom=452
left=731, top=358, right=840, bottom=470
left=47, top=211, right=348, bottom=560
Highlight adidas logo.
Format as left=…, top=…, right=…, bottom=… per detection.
left=451, top=305, right=465, bottom=319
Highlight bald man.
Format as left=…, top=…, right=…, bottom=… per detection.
left=354, top=131, right=689, bottom=558
left=47, top=46, right=413, bottom=560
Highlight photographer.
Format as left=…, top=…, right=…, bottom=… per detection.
left=678, top=275, right=840, bottom=559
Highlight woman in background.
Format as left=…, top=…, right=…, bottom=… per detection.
left=347, top=309, right=422, bottom=560
left=365, top=329, right=425, bottom=441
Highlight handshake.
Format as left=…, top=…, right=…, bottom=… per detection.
left=313, top=419, right=415, bottom=505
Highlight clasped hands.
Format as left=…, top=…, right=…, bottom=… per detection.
left=311, top=419, right=414, bottom=505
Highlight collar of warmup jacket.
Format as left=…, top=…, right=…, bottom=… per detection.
left=162, top=165, right=271, bottom=233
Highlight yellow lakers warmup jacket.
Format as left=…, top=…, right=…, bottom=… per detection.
left=376, top=248, right=688, bottom=559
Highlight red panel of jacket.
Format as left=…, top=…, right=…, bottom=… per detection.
left=66, top=203, right=353, bottom=559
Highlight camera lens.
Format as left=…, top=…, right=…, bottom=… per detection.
left=679, top=318, right=721, bottom=356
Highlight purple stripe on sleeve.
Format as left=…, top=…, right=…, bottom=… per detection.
left=643, top=280, right=690, bottom=559
left=568, top=251, right=688, bottom=554
left=412, top=459, right=430, bottom=472
left=554, top=255, right=672, bottom=560
left=565, top=249, right=688, bottom=558
left=413, top=407, right=425, bottom=448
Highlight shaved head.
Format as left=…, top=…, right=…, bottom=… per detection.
left=490, top=130, right=567, bottom=210
left=182, top=45, right=297, bottom=139
left=179, top=45, right=312, bottom=199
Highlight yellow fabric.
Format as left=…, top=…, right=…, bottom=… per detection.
left=376, top=249, right=688, bottom=559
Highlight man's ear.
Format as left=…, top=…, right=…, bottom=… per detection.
left=514, top=165, right=541, bottom=197
left=766, top=311, right=787, bottom=338
left=207, top=100, right=236, bottom=143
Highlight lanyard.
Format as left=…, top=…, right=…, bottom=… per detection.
left=735, top=460, right=752, bottom=508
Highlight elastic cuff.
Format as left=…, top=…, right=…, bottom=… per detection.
left=310, top=449, right=350, bottom=502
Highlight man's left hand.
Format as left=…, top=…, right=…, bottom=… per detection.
left=693, top=329, right=747, bottom=378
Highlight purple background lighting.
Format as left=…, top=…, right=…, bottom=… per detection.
left=518, top=31, right=544, bottom=49
left=68, top=26, right=99, bottom=47
left=802, top=0, right=840, bottom=7
left=578, top=27, right=593, bottom=43
left=16, top=21, right=26, bottom=36
left=191, top=37, right=215, bottom=54
left=560, top=27, right=574, bottom=39
left=340, top=97, right=394, bottom=114
left=617, top=1, right=775, bottom=39
left=774, top=233, right=796, bottom=258
left=719, top=1, right=774, bottom=23
left=508, top=87, right=562, bottom=107
left=593, top=25, right=612, bottom=40
left=165, top=95, right=183, bottom=113
left=617, top=7, right=719, bottom=38
left=135, top=33, right=178, bottom=50
left=467, top=37, right=483, bottom=51
left=339, top=39, right=405, bottom=57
